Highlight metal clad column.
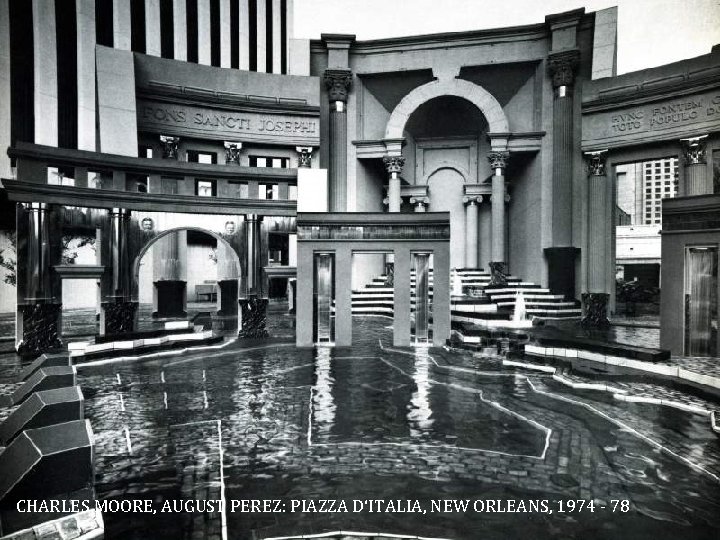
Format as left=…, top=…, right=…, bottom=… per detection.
left=464, top=196, right=481, bottom=269
left=323, top=69, right=352, bottom=212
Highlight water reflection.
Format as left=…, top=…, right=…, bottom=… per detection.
left=312, top=347, right=336, bottom=436
left=408, top=347, right=434, bottom=437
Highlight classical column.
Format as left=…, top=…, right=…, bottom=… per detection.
left=488, top=151, right=509, bottom=271
left=463, top=196, right=482, bottom=269
left=220, top=0, right=231, bottom=68
left=547, top=48, right=580, bottom=246
left=383, top=156, right=405, bottom=213
left=411, top=196, right=429, bottom=213
left=17, top=203, right=62, bottom=354
left=296, top=146, right=313, bottom=168
left=160, top=135, right=180, bottom=159
left=272, top=0, right=282, bottom=73
left=582, top=150, right=610, bottom=327
left=103, top=208, right=137, bottom=335
left=256, top=0, right=267, bottom=72
left=224, top=141, right=242, bottom=165
left=324, top=69, right=352, bottom=211
left=239, top=0, right=250, bottom=69
left=239, top=214, right=268, bottom=337
left=681, top=135, right=710, bottom=196
left=112, top=0, right=131, bottom=50
left=152, top=231, right=187, bottom=318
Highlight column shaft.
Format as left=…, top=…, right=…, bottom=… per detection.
left=246, top=215, right=261, bottom=295
left=388, top=175, right=401, bottom=213
left=552, top=94, right=573, bottom=245
left=587, top=174, right=607, bottom=292
left=491, top=175, right=505, bottom=263
left=329, top=104, right=348, bottom=211
left=685, top=163, right=711, bottom=196
left=465, top=201, right=479, bottom=268
left=393, top=248, right=411, bottom=347
left=334, top=247, right=352, bottom=346
left=272, top=0, right=282, bottom=73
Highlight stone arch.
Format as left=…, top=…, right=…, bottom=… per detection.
left=132, top=226, right=242, bottom=299
left=384, top=79, right=509, bottom=140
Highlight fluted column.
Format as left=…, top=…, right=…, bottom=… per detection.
left=681, top=135, right=710, bottom=196
left=548, top=48, right=580, bottom=246
left=488, top=152, right=509, bottom=267
left=582, top=150, right=610, bottom=327
left=464, top=196, right=482, bottom=269
left=383, top=156, right=405, bottom=213
left=411, top=196, right=429, bottom=213
left=323, top=69, right=352, bottom=211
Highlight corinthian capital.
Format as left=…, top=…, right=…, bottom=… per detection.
left=680, top=135, right=708, bottom=165
left=547, top=49, right=580, bottom=88
left=487, top=151, right=509, bottom=172
left=383, top=155, right=405, bottom=175
left=585, top=150, right=608, bottom=176
left=323, top=69, right=353, bottom=103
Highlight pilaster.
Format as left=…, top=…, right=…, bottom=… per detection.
left=680, top=135, right=710, bottom=196
left=324, top=69, right=352, bottom=211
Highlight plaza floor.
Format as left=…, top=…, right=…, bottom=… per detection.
left=0, top=312, right=719, bottom=540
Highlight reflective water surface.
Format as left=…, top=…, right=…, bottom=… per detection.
left=78, top=318, right=720, bottom=540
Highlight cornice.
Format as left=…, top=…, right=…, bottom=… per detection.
left=2, top=179, right=298, bottom=217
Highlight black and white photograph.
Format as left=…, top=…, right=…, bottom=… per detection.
left=0, top=0, right=719, bottom=538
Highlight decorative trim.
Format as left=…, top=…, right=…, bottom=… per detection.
left=296, top=146, right=313, bottom=168
left=54, top=265, right=106, bottom=279
left=159, top=135, right=180, bottom=159
left=487, top=151, right=509, bottom=171
left=224, top=141, right=242, bottom=165
left=383, top=155, right=406, bottom=175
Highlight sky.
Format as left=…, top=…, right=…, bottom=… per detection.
left=293, top=0, right=720, bottom=74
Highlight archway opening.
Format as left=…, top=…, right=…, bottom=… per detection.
left=405, top=95, right=488, bottom=269
left=135, top=228, right=241, bottom=335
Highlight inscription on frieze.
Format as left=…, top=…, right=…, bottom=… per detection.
left=584, top=89, right=720, bottom=148
left=137, top=101, right=319, bottom=145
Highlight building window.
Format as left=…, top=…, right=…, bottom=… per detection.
left=187, top=150, right=217, bottom=164
left=259, top=183, right=279, bottom=200
left=162, top=176, right=181, bottom=194
left=288, top=185, right=297, bottom=200
left=48, top=166, right=75, bottom=186
left=139, top=145, right=153, bottom=158
left=249, top=156, right=289, bottom=168
left=196, top=180, right=216, bottom=197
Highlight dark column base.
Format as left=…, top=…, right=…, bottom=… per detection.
left=581, top=293, right=610, bottom=328
left=103, top=301, right=138, bottom=335
left=153, top=281, right=187, bottom=318
left=238, top=297, right=269, bottom=338
left=489, top=261, right=508, bottom=286
left=18, top=303, right=62, bottom=356
left=544, top=247, right=579, bottom=300
left=217, top=280, right=238, bottom=316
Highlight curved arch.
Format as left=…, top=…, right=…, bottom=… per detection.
left=132, top=226, right=242, bottom=296
left=384, top=79, right=509, bottom=140
left=423, top=164, right=470, bottom=185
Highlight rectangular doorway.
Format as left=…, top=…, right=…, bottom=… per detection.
left=313, top=252, right=335, bottom=344
left=684, top=246, right=718, bottom=357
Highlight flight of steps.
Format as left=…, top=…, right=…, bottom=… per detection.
left=351, top=269, right=582, bottom=325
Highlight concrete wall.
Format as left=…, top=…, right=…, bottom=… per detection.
left=616, top=225, right=661, bottom=263
left=508, top=153, right=543, bottom=284
left=186, top=244, right=218, bottom=301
